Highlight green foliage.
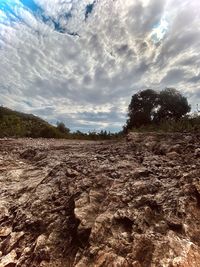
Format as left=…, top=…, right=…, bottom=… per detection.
left=125, top=88, right=191, bottom=131
left=0, top=115, right=26, bottom=137
left=129, top=115, right=200, bottom=133
left=56, top=122, right=70, bottom=134
left=0, top=106, right=123, bottom=140
left=0, top=107, right=68, bottom=138
left=70, top=130, right=123, bottom=140
left=127, top=89, right=159, bottom=129
left=155, top=88, right=191, bottom=122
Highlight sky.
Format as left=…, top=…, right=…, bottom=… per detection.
left=0, top=0, right=200, bottom=132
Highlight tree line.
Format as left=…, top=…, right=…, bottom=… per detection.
left=56, top=122, right=122, bottom=140
left=0, top=88, right=199, bottom=139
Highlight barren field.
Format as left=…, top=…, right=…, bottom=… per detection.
left=0, top=133, right=200, bottom=267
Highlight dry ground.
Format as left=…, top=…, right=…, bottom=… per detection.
left=0, top=133, right=200, bottom=267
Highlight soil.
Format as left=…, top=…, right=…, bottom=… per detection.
left=0, top=133, right=200, bottom=267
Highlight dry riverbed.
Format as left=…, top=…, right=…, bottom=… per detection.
left=0, top=133, right=200, bottom=267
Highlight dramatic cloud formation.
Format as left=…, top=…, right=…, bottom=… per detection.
left=0, top=0, right=200, bottom=131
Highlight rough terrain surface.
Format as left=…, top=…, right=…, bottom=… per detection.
left=0, top=133, right=200, bottom=267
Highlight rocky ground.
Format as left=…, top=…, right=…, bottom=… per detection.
left=0, top=133, right=200, bottom=267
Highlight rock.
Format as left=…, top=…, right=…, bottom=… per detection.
left=0, top=250, right=17, bottom=267
left=166, top=231, right=200, bottom=267
left=0, top=206, right=9, bottom=221
left=0, top=226, right=12, bottom=237
left=34, top=234, right=47, bottom=252
left=1, top=231, right=25, bottom=255
left=66, top=168, right=79, bottom=177
left=34, top=234, right=50, bottom=263
left=75, top=190, right=104, bottom=230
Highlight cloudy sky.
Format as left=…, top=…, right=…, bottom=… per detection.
left=0, top=0, right=200, bottom=132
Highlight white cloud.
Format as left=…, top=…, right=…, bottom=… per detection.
left=0, top=0, right=200, bottom=131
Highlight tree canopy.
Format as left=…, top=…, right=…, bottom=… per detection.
left=56, top=122, right=70, bottom=134
left=125, top=88, right=191, bottom=130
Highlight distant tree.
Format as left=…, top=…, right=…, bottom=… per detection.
left=125, top=88, right=191, bottom=130
left=100, top=130, right=108, bottom=138
left=126, top=89, right=159, bottom=130
left=56, top=122, right=70, bottom=134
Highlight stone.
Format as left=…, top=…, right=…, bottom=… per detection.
left=1, top=231, right=25, bottom=255
left=0, top=250, right=17, bottom=267
left=0, top=226, right=12, bottom=237
left=0, top=206, right=9, bottom=221
left=34, top=234, right=47, bottom=252
left=66, top=168, right=79, bottom=177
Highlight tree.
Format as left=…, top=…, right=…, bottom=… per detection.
left=155, top=88, right=191, bottom=122
left=125, top=88, right=191, bottom=130
left=126, top=89, right=159, bottom=130
left=56, top=122, right=70, bottom=134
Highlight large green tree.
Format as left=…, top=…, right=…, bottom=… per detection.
left=154, top=88, right=191, bottom=122
left=126, top=89, right=159, bottom=130
left=125, top=88, right=191, bottom=130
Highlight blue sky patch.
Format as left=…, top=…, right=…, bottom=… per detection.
left=85, top=1, right=96, bottom=20
left=0, top=1, right=19, bottom=23
left=19, top=0, right=42, bottom=13
left=0, top=0, right=73, bottom=34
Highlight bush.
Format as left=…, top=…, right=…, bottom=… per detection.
left=129, top=115, right=200, bottom=133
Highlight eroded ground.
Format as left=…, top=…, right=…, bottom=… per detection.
left=0, top=133, right=200, bottom=267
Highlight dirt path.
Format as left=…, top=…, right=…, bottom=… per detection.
left=0, top=134, right=200, bottom=267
